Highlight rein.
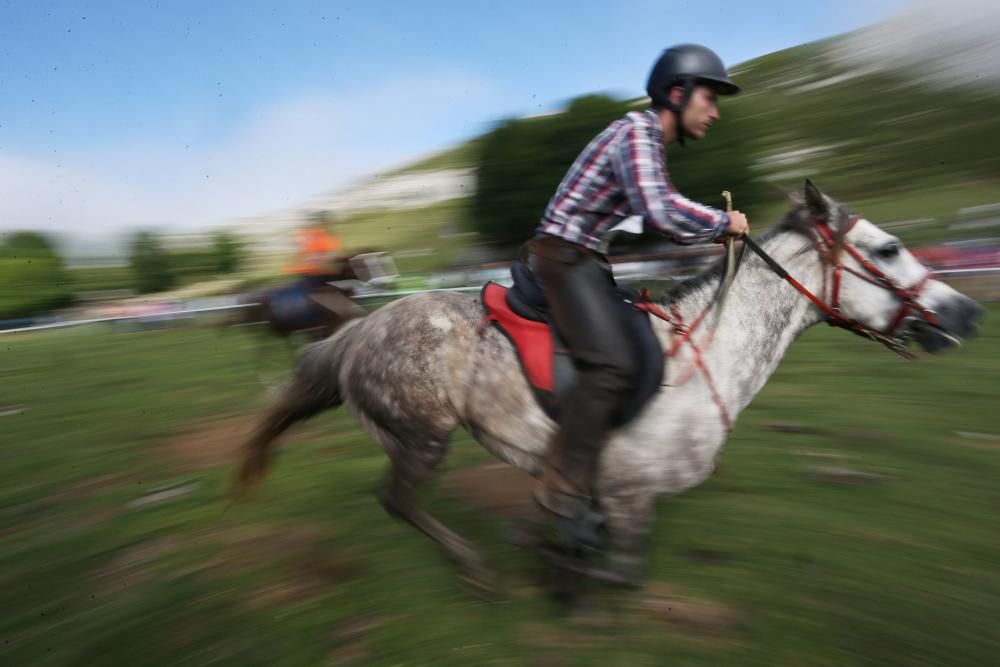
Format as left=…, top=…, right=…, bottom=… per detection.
left=636, top=213, right=940, bottom=429
left=741, top=215, right=938, bottom=359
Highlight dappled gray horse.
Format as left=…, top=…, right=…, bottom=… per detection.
left=234, top=181, right=982, bottom=596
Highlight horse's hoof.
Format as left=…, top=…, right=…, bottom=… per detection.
left=605, top=554, right=645, bottom=591
left=539, top=546, right=641, bottom=591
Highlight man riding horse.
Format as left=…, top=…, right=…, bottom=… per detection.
left=527, top=44, right=750, bottom=552
left=233, top=41, right=982, bottom=600
left=284, top=213, right=359, bottom=321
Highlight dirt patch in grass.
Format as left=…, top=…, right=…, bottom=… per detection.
left=193, top=524, right=365, bottom=611
left=439, top=463, right=537, bottom=518
left=634, top=582, right=743, bottom=637
left=156, top=415, right=326, bottom=472
left=94, top=536, right=181, bottom=596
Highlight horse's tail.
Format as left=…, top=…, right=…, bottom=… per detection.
left=231, top=318, right=362, bottom=498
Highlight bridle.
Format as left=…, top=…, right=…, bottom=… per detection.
left=636, top=212, right=941, bottom=430
left=740, top=214, right=939, bottom=359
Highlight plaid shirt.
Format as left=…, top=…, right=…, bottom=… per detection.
left=536, top=109, right=730, bottom=254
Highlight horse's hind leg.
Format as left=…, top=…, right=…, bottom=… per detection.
left=374, top=429, right=498, bottom=599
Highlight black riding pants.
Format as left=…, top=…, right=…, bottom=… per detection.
left=528, top=235, right=638, bottom=498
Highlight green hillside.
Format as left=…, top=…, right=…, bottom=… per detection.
left=340, top=36, right=1000, bottom=269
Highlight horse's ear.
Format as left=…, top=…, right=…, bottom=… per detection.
left=804, top=179, right=829, bottom=220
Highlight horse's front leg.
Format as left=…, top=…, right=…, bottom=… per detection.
left=599, top=489, right=656, bottom=589
left=527, top=488, right=656, bottom=590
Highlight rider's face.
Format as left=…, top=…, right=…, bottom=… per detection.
left=679, top=85, right=720, bottom=140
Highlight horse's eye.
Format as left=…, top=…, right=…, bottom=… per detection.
left=877, top=242, right=900, bottom=259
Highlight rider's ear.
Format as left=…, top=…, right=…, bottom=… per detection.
left=804, top=179, right=829, bottom=220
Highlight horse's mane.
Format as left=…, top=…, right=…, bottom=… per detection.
left=665, top=202, right=850, bottom=304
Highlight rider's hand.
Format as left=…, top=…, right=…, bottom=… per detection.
left=721, top=210, right=749, bottom=239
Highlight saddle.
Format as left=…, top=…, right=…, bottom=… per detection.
left=480, top=261, right=665, bottom=425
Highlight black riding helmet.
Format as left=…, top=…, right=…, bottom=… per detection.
left=646, top=44, right=740, bottom=144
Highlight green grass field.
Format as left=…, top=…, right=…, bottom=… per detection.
left=1, top=300, right=998, bottom=666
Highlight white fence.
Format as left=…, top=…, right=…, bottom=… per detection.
left=2, top=267, right=998, bottom=336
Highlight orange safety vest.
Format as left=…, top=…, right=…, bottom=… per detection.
left=285, top=228, right=344, bottom=275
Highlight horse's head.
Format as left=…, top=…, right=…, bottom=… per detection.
left=786, top=180, right=983, bottom=354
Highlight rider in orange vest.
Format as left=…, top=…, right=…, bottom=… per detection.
left=285, top=217, right=360, bottom=320
left=286, top=223, right=345, bottom=282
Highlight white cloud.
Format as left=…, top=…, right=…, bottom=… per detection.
left=830, top=0, right=1000, bottom=88
left=0, top=69, right=501, bottom=254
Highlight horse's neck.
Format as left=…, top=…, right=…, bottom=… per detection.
left=663, top=231, right=825, bottom=415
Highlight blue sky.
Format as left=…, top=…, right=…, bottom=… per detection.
left=0, top=0, right=910, bottom=248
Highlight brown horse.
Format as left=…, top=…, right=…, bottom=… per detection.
left=234, top=281, right=358, bottom=341
left=230, top=249, right=384, bottom=342
left=225, top=251, right=382, bottom=384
